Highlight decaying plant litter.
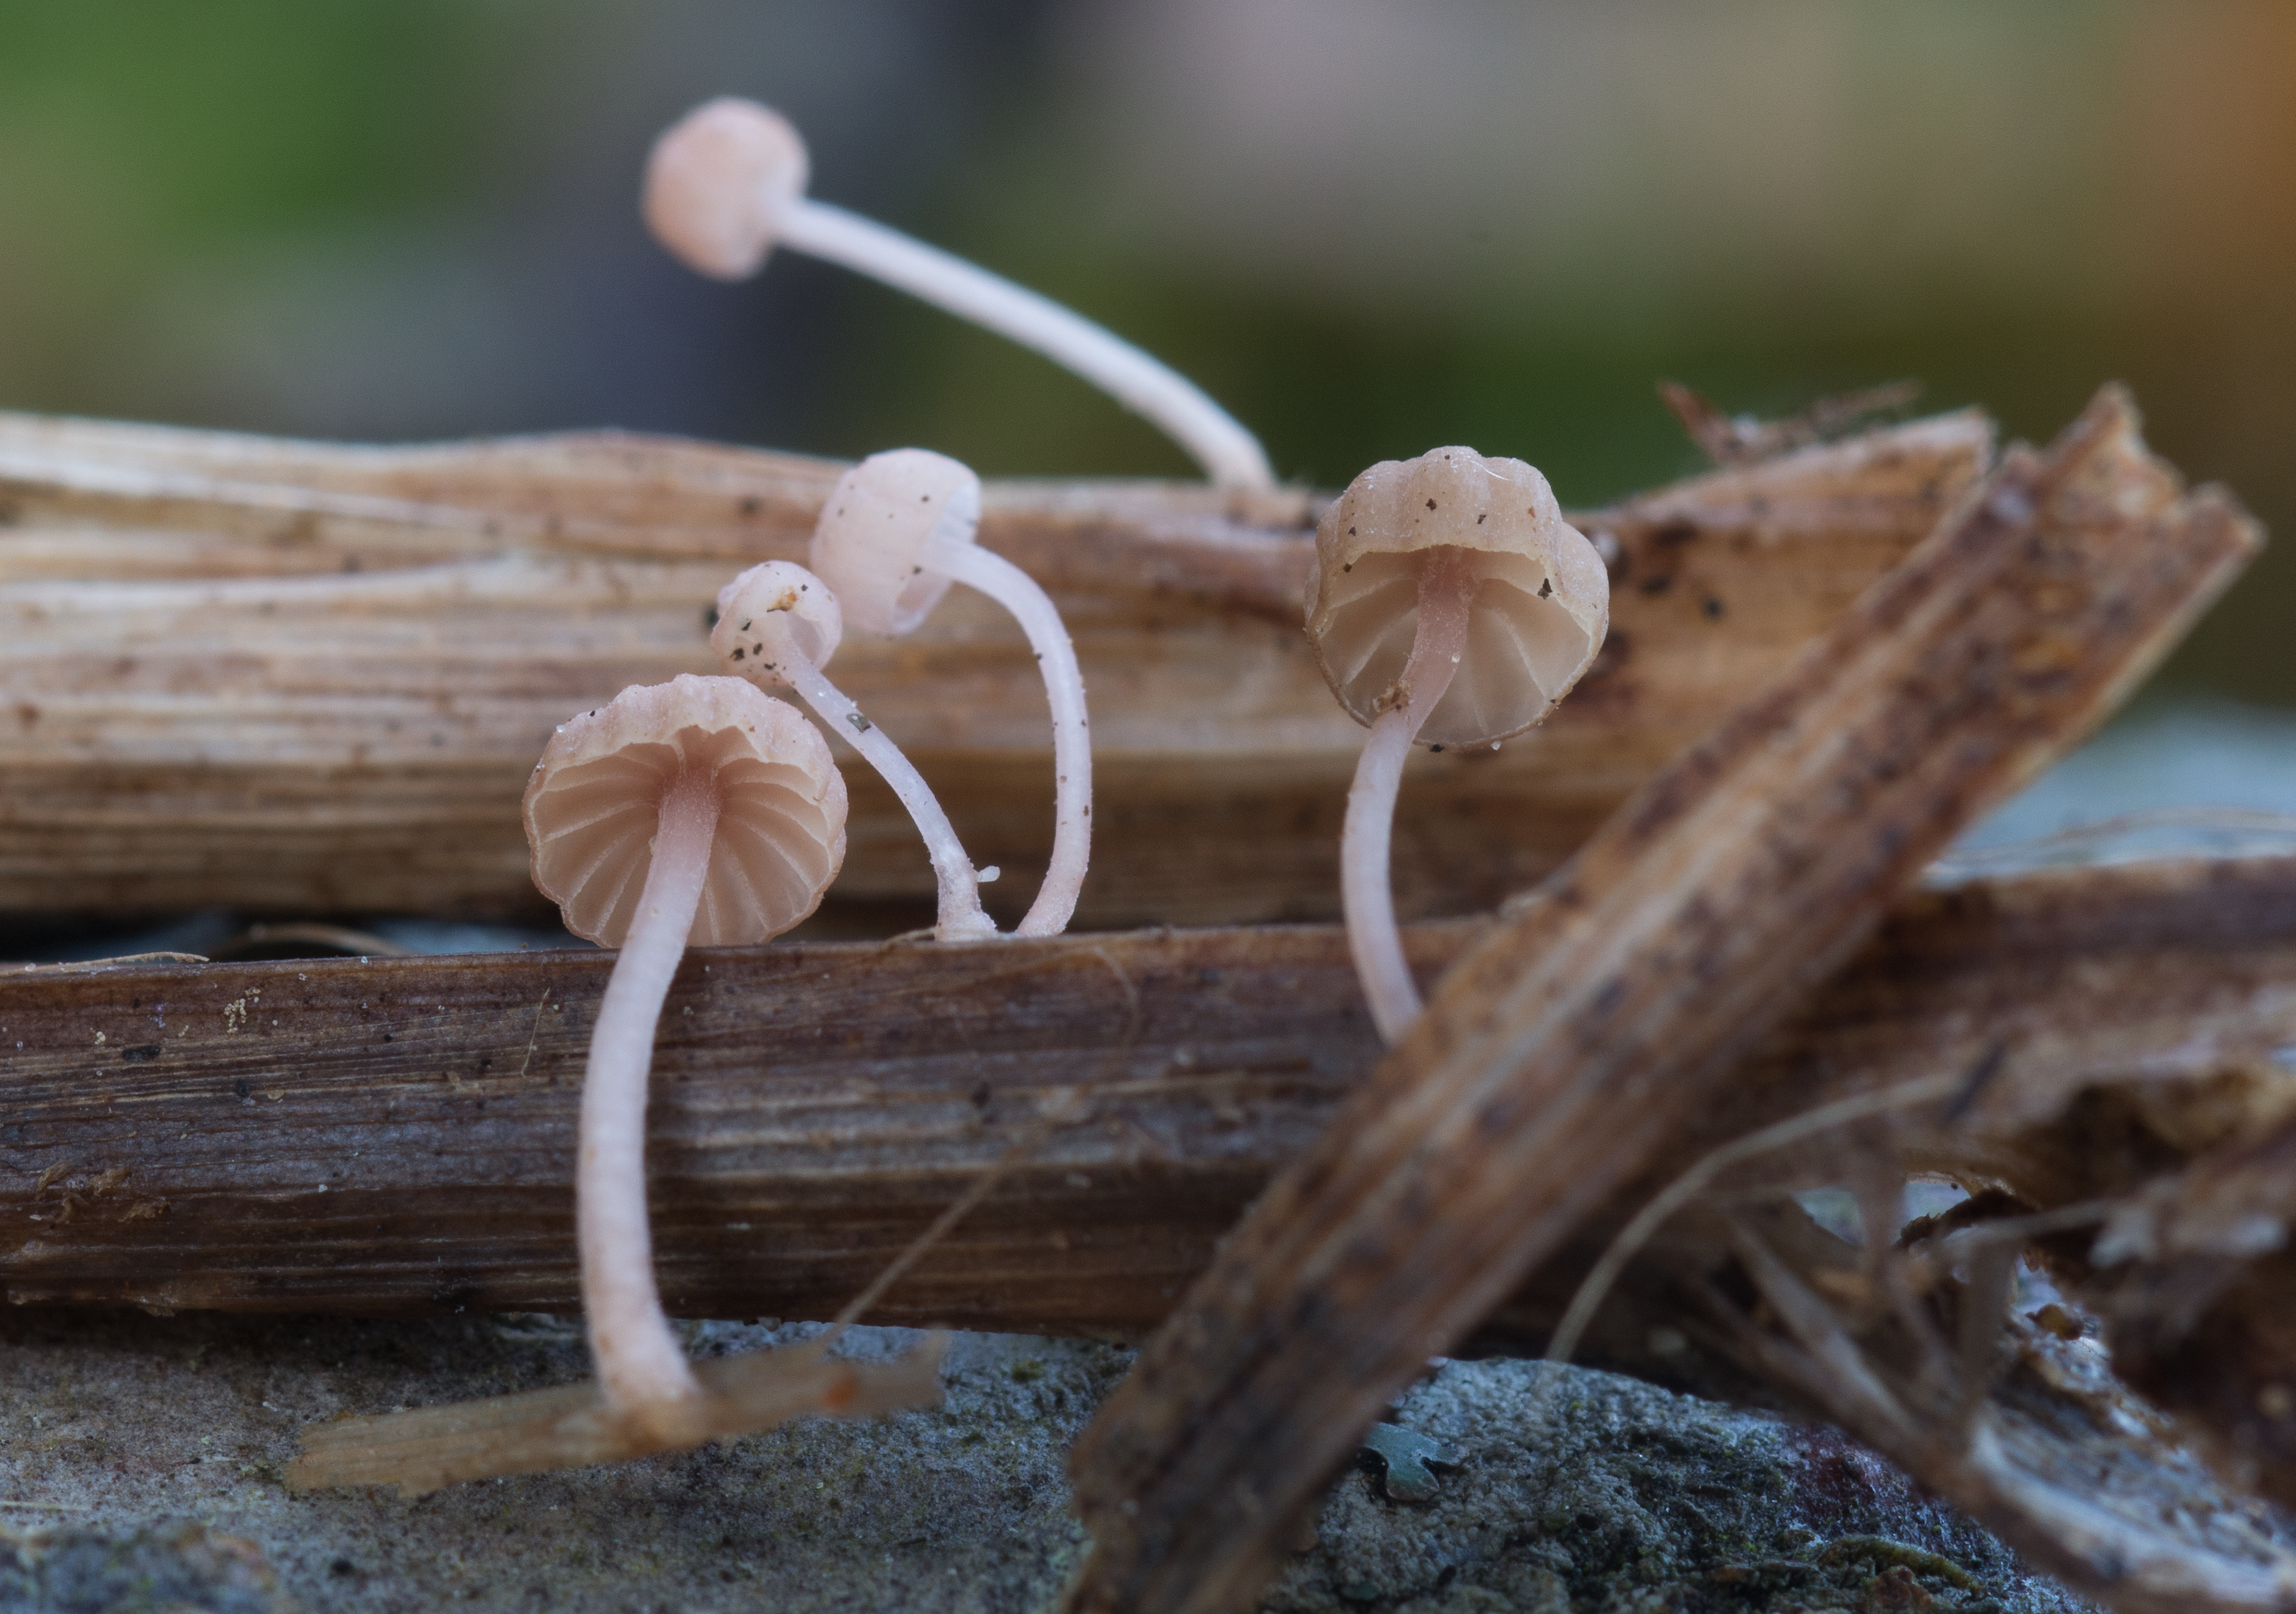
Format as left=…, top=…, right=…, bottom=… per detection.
left=1061, top=388, right=2276, bottom=1613
left=0, top=403, right=1988, bottom=927
left=4, top=384, right=2295, bottom=1614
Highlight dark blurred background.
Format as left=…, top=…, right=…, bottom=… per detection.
left=1, top=0, right=2289, bottom=704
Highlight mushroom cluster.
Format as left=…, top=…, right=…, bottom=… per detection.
left=807, top=448, right=1092, bottom=937
left=294, top=106, right=1628, bottom=1504
left=710, top=557, right=1000, bottom=942
left=712, top=446, right=1095, bottom=941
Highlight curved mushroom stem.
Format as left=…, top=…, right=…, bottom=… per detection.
left=581, top=766, right=718, bottom=1429
left=770, top=642, right=999, bottom=942
left=775, top=199, right=1274, bottom=493
left=1341, top=553, right=1477, bottom=1046
left=921, top=532, right=1092, bottom=937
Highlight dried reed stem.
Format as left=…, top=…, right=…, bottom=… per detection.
left=0, top=409, right=1988, bottom=926
left=3, top=856, right=2292, bottom=1337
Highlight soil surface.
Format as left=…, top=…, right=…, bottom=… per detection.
left=0, top=1308, right=2094, bottom=1613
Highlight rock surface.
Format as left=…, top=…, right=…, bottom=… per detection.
left=0, top=1307, right=2092, bottom=1613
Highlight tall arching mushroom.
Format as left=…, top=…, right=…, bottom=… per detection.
left=524, top=674, right=847, bottom=1439
left=1306, top=447, right=1609, bottom=1044
left=711, top=560, right=999, bottom=942
left=642, top=97, right=1273, bottom=492
left=811, top=448, right=1090, bottom=937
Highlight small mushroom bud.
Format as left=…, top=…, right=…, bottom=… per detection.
left=640, top=98, right=808, bottom=281
left=812, top=449, right=1092, bottom=937
left=643, top=98, right=1272, bottom=492
left=524, top=674, right=846, bottom=1438
left=1306, top=447, right=1609, bottom=1042
left=713, top=560, right=998, bottom=942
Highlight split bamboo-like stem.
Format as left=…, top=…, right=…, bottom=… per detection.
left=1059, top=387, right=2265, bottom=1614
left=0, top=408, right=1990, bottom=926
left=0, top=856, right=2289, bottom=1336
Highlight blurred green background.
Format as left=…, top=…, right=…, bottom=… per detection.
left=1, top=1, right=2289, bottom=703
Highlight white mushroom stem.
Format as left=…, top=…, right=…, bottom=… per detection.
left=1341, top=554, right=1477, bottom=1046
left=774, top=199, right=1274, bottom=492
left=920, top=530, right=1091, bottom=937
left=771, top=641, right=998, bottom=942
left=580, top=766, right=717, bottom=1423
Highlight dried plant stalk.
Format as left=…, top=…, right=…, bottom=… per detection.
left=1591, top=1042, right=2296, bottom=1614
left=1, top=855, right=2290, bottom=1336
left=286, top=1334, right=945, bottom=1497
left=1672, top=1197, right=2296, bottom=1614
left=0, top=408, right=1988, bottom=926
left=1059, top=387, right=2264, bottom=1614
left=1473, top=858, right=2296, bottom=1610
left=2070, top=1107, right=2296, bottom=1510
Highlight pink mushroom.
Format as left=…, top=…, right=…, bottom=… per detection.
left=642, top=97, right=1272, bottom=491
left=811, top=449, right=1090, bottom=937
left=524, top=674, right=847, bottom=1436
left=1305, top=447, right=1609, bottom=1044
left=710, top=560, right=998, bottom=942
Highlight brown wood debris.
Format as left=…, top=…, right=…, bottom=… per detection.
left=1563, top=1048, right=2296, bottom=1613
left=1059, top=387, right=2266, bottom=1614
left=0, top=858, right=2290, bottom=1340
left=0, top=405, right=1988, bottom=927
left=2081, top=1104, right=2296, bottom=1511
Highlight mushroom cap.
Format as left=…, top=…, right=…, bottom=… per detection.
left=712, top=561, right=844, bottom=685
left=642, top=98, right=811, bottom=280
left=1305, top=446, right=1610, bottom=747
left=524, top=674, right=846, bottom=948
left=809, top=449, right=982, bottom=637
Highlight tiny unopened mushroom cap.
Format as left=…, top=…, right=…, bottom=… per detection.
left=810, top=449, right=981, bottom=637
left=1305, top=447, right=1609, bottom=747
left=712, top=561, right=843, bottom=684
left=642, top=98, right=811, bottom=280
left=524, top=674, right=845, bottom=947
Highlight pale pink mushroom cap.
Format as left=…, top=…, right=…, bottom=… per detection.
left=711, top=560, right=843, bottom=683
left=642, top=98, right=811, bottom=280
left=809, top=449, right=981, bottom=636
left=1304, top=447, right=1610, bottom=747
left=523, top=674, right=846, bottom=947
